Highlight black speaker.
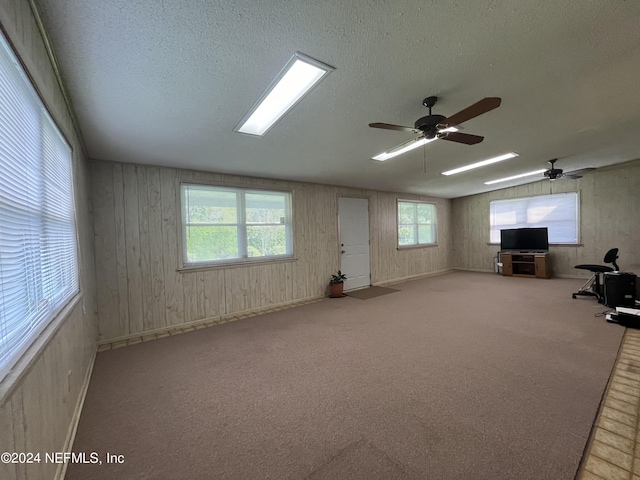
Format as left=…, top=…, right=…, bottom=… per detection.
left=604, top=272, right=637, bottom=308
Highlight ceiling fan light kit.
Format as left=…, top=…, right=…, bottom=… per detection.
left=369, top=96, right=502, bottom=160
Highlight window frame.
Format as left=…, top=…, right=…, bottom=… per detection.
left=179, top=182, right=295, bottom=269
left=489, top=192, right=580, bottom=245
left=396, top=199, right=438, bottom=249
left=0, top=29, right=80, bottom=387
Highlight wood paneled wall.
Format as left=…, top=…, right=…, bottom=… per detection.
left=451, top=160, right=640, bottom=276
left=91, top=160, right=453, bottom=341
left=0, top=1, right=97, bottom=479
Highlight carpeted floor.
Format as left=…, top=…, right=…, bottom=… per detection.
left=344, top=286, right=399, bottom=300
left=67, top=271, right=624, bottom=480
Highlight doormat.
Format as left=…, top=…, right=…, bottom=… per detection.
left=344, top=286, right=399, bottom=300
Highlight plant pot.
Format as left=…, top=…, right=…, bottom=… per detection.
left=329, top=282, right=344, bottom=298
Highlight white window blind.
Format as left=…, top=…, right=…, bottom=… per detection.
left=181, top=184, right=293, bottom=266
left=0, top=32, right=78, bottom=383
left=489, top=192, right=579, bottom=244
left=397, top=201, right=437, bottom=247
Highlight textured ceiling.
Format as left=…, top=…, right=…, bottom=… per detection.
left=33, top=0, right=640, bottom=198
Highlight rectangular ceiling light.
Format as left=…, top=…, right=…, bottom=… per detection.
left=372, top=137, right=435, bottom=161
left=441, top=152, right=519, bottom=176
left=371, top=127, right=458, bottom=161
left=484, top=169, right=547, bottom=185
left=235, top=52, right=334, bottom=136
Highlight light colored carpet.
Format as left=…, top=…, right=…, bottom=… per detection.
left=67, top=271, right=623, bottom=480
left=344, top=286, right=399, bottom=300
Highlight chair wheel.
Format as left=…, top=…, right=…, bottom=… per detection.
left=572, top=295, right=576, bottom=299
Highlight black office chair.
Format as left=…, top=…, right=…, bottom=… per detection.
left=572, top=248, right=619, bottom=302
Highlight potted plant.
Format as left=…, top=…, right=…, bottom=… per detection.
left=329, top=270, right=347, bottom=297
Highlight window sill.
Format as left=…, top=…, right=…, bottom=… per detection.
left=178, top=256, right=299, bottom=273
left=397, top=243, right=438, bottom=251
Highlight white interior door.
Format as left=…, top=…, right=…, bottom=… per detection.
left=338, top=197, right=371, bottom=291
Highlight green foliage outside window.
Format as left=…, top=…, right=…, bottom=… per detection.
left=186, top=225, right=238, bottom=262
left=397, top=201, right=436, bottom=246
left=182, top=185, right=292, bottom=265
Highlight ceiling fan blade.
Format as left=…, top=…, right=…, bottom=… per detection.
left=563, top=167, right=596, bottom=179
left=369, top=122, right=419, bottom=134
left=439, top=131, right=484, bottom=145
left=439, top=97, right=502, bottom=128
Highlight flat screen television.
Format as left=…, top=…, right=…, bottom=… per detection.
left=500, top=227, right=549, bottom=252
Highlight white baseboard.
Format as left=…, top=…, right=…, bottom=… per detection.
left=56, top=344, right=97, bottom=480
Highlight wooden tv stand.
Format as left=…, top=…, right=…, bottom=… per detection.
left=501, top=252, right=551, bottom=279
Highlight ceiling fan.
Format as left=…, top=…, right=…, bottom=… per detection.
left=369, top=96, right=501, bottom=159
left=543, top=159, right=596, bottom=180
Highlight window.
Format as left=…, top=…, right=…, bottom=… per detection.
left=489, top=192, right=579, bottom=244
left=0, top=32, right=78, bottom=383
left=397, top=201, right=437, bottom=247
left=181, top=184, right=293, bottom=266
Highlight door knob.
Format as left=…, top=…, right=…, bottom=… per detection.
left=341, top=250, right=345, bottom=254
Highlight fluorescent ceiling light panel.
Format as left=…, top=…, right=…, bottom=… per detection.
left=484, top=169, right=547, bottom=185
left=371, top=128, right=458, bottom=161
left=441, top=152, right=519, bottom=176
left=372, top=137, right=434, bottom=161
left=235, top=52, right=334, bottom=136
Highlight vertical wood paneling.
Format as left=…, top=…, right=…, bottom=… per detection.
left=147, top=167, right=167, bottom=328
left=10, top=387, right=28, bottom=480
left=137, top=166, right=155, bottom=332
left=0, top=401, right=17, bottom=479
left=91, top=162, right=119, bottom=340
left=249, top=266, right=266, bottom=309
left=282, top=262, right=294, bottom=303
left=123, top=164, right=143, bottom=333
left=196, top=272, right=206, bottom=319
left=580, top=172, right=597, bottom=263
left=183, top=273, right=199, bottom=323
left=160, top=168, right=184, bottom=326
left=113, top=164, right=129, bottom=334
left=20, top=357, right=48, bottom=480
left=201, top=270, right=226, bottom=318
left=225, top=267, right=248, bottom=313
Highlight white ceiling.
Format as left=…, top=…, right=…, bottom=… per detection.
left=33, top=0, right=640, bottom=198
